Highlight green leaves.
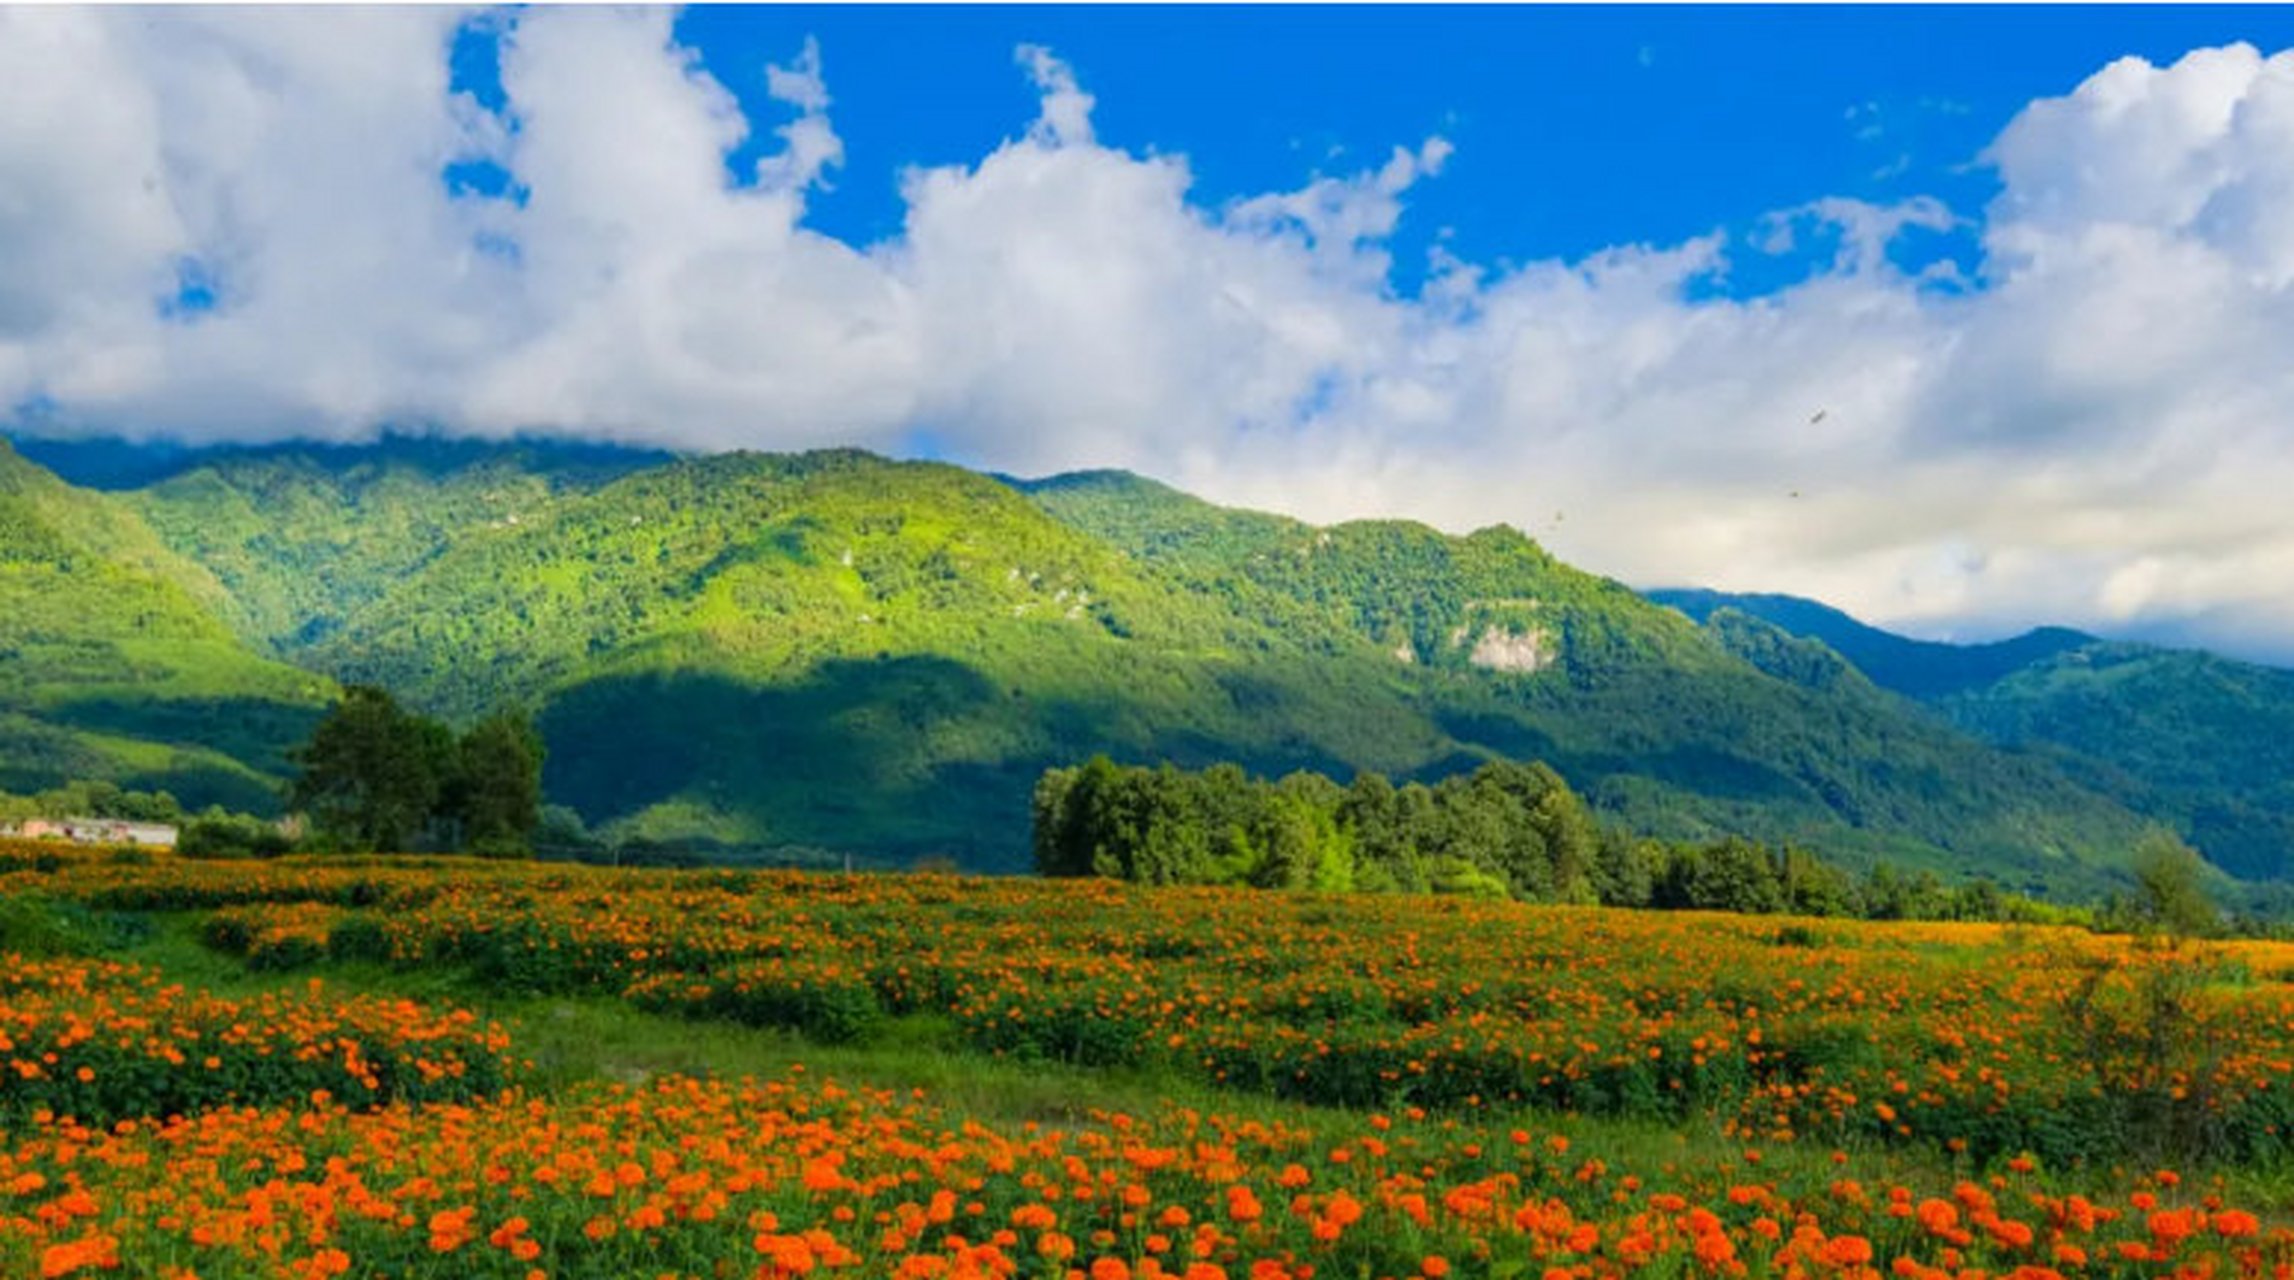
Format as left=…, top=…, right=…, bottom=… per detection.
left=289, top=687, right=543, bottom=855
left=291, top=685, right=448, bottom=852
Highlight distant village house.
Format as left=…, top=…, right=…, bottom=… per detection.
left=0, top=816, right=179, bottom=849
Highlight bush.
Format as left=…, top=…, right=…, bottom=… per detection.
left=630, top=964, right=886, bottom=1045
left=178, top=812, right=295, bottom=859
left=328, top=914, right=394, bottom=963
left=2051, top=946, right=2243, bottom=1167
left=0, top=895, right=138, bottom=957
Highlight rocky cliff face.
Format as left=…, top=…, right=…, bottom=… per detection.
left=1468, top=625, right=1555, bottom=673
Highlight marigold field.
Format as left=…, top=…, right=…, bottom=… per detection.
left=5, top=838, right=2294, bottom=1279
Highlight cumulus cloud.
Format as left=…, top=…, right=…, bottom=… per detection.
left=3, top=13, right=2294, bottom=661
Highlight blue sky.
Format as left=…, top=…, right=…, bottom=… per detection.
left=7, top=8, right=2294, bottom=660
left=650, top=6, right=2294, bottom=291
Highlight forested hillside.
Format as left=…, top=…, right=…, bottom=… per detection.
left=1651, top=588, right=2294, bottom=882
left=0, top=440, right=329, bottom=810
left=0, top=435, right=2244, bottom=892
left=119, top=436, right=668, bottom=652
left=1022, top=471, right=2150, bottom=890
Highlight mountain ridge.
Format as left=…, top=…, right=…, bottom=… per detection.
left=1646, top=586, right=2294, bottom=881
left=0, top=435, right=2258, bottom=893
left=1646, top=588, right=2103, bottom=698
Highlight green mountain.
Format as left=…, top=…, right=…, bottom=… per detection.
left=1016, top=472, right=2151, bottom=887
left=0, top=436, right=2198, bottom=892
left=117, top=436, right=667, bottom=652
left=1648, top=589, right=2094, bottom=698
left=157, top=449, right=1469, bottom=862
left=1647, top=588, right=2294, bottom=881
left=0, top=439, right=331, bottom=810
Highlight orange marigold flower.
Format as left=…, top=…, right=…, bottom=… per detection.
left=1821, top=1235, right=1875, bottom=1268
left=2213, top=1211, right=2261, bottom=1239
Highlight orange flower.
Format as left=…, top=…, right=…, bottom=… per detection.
left=1820, top=1235, right=1874, bottom=1268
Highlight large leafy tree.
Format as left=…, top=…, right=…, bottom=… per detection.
left=288, top=685, right=450, bottom=852
left=288, top=688, right=543, bottom=855
left=450, top=708, right=546, bottom=856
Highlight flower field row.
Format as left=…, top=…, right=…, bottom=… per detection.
left=4, top=1067, right=2289, bottom=1280
left=22, top=853, right=2294, bottom=1168
left=0, top=954, right=514, bottom=1125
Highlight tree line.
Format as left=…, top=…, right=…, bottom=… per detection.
left=1032, top=756, right=2196, bottom=926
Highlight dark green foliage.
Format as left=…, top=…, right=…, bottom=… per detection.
left=1656, top=837, right=1788, bottom=914
left=1655, top=588, right=2294, bottom=891
left=1861, top=863, right=1955, bottom=921
left=1947, top=646, right=2294, bottom=883
left=451, top=708, right=546, bottom=855
left=288, top=686, right=542, bottom=855
left=1778, top=844, right=1863, bottom=917
left=1032, top=757, right=2082, bottom=924
left=177, top=810, right=296, bottom=859
left=1034, top=756, right=1623, bottom=906
left=1649, top=588, right=2093, bottom=698
left=0, top=893, right=149, bottom=957
left=1699, top=608, right=1876, bottom=696
left=290, top=686, right=450, bottom=852
left=0, top=780, right=182, bottom=824
left=1590, top=827, right=1660, bottom=908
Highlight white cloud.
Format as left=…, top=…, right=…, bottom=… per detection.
left=756, top=36, right=842, bottom=195
left=1016, top=44, right=1095, bottom=148
left=4, top=17, right=2294, bottom=661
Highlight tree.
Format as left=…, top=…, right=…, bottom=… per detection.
left=2128, top=827, right=2221, bottom=939
left=1661, top=837, right=1786, bottom=914
left=1030, top=765, right=1084, bottom=876
left=1862, top=864, right=1949, bottom=921
left=1590, top=828, right=1659, bottom=908
left=1247, top=791, right=1325, bottom=890
left=1779, top=845, right=1860, bottom=918
left=451, top=708, right=545, bottom=856
left=1033, top=756, right=1127, bottom=877
left=1341, top=772, right=1417, bottom=893
left=288, top=685, right=447, bottom=852
left=1430, top=773, right=1512, bottom=884
left=534, top=804, right=596, bottom=855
